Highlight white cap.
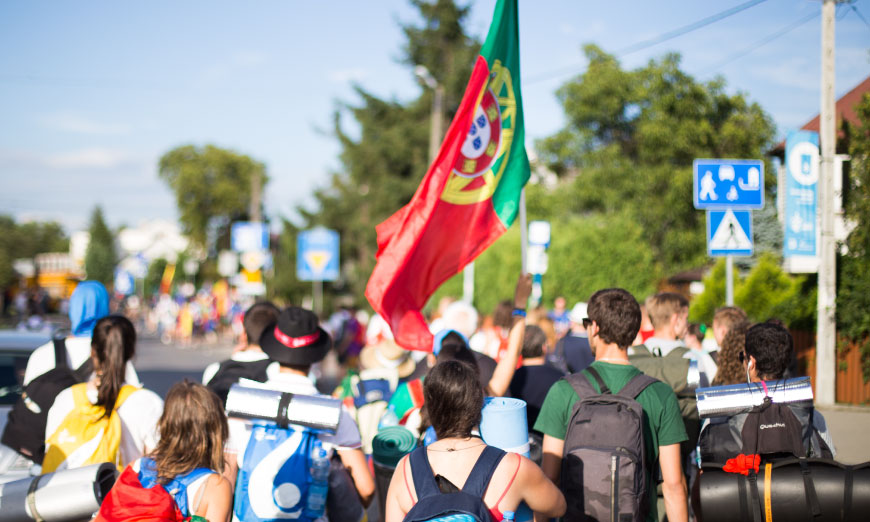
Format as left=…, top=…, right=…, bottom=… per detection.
left=569, top=302, right=588, bottom=324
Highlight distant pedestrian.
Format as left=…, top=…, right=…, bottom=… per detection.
left=202, top=301, right=279, bottom=405
left=549, top=301, right=593, bottom=374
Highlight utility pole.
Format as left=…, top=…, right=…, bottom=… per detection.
left=250, top=169, right=262, bottom=223
left=816, top=0, right=837, bottom=406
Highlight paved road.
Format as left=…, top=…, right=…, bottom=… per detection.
left=133, top=333, right=234, bottom=397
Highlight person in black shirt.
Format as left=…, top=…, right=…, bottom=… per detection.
left=509, top=325, right=565, bottom=464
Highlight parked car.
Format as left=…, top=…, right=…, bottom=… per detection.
left=0, top=330, right=51, bottom=483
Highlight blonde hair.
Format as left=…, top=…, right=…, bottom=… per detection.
left=646, top=293, right=689, bottom=330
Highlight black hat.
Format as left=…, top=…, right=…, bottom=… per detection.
left=259, top=307, right=332, bottom=366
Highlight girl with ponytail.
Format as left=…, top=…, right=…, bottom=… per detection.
left=43, top=315, right=164, bottom=472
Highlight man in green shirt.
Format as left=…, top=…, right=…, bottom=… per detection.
left=534, top=288, right=689, bottom=522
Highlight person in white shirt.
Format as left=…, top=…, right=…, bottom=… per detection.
left=44, top=315, right=162, bottom=471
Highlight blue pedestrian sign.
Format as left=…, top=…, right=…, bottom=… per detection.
left=707, top=210, right=753, bottom=257
left=693, top=159, right=764, bottom=209
left=297, top=228, right=340, bottom=281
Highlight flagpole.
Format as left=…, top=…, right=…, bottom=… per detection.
left=519, top=188, right=528, bottom=274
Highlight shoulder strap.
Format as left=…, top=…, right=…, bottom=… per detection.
left=114, top=385, right=139, bottom=409
left=583, top=366, right=611, bottom=394
left=617, top=373, right=659, bottom=400
left=565, top=372, right=598, bottom=399
left=408, top=447, right=441, bottom=500
left=461, top=445, right=506, bottom=497
left=665, top=346, right=690, bottom=359
left=70, top=382, right=90, bottom=406
left=53, top=338, right=68, bottom=369
left=631, top=344, right=652, bottom=357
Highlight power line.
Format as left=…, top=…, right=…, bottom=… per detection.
left=526, top=0, right=769, bottom=84
left=615, top=0, right=768, bottom=56
left=701, top=10, right=819, bottom=75
left=851, top=5, right=870, bottom=29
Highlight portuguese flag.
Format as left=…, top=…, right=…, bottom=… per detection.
left=365, top=0, right=528, bottom=351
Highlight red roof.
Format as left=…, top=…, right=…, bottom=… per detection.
left=771, top=76, right=870, bottom=154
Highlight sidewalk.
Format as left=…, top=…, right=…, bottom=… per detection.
left=816, top=404, right=870, bottom=464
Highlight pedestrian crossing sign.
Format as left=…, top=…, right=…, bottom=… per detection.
left=707, top=209, right=753, bottom=256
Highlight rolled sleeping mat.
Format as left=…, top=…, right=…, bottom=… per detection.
left=372, top=426, right=417, bottom=521
left=479, top=397, right=530, bottom=457
left=697, top=459, right=870, bottom=522
left=0, top=462, right=118, bottom=522
left=225, top=383, right=341, bottom=432
left=695, top=377, right=814, bottom=419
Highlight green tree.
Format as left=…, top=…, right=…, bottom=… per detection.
left=84, top=206, right=117, bottom=286
left=299, top=0, right=480, bottom=302
left=538, top=45, right=776, bottom=273
left=838, top=92, right=870, bottom=378
left=0, top=216, right=69, bottom=290
left=158, top=145, right=267, bottom=249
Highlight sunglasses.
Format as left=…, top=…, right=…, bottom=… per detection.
left=582, top=318, right=592, bottom=329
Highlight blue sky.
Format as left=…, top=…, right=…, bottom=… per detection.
left=1, top=0, right=868, bottom=232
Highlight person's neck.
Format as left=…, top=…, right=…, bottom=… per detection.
left=594, top=343, right=631, bottom=364
left=522, top=356, right=546, bottom=366
left=651, top=328, right=677, bottom=341
left=241, top=344, right=264, bottom=353
left=278, top=364, right=310, bottom=376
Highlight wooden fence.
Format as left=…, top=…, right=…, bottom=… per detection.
left=791, top=329, right=870, bottom=405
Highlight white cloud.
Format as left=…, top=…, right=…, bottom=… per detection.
left=328, top=67, right=369, bottom=84
left=44, top=148, right=130, bottom=169
left=41, top=111, right=132, bottom=135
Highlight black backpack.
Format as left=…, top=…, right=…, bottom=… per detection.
left=403, top=445, right=506, bottom=522
left=562, top=367, right=658, bottom=522
left=206, top=358, right=271, bottom=406
left=1, top=337, right=92, bottom=463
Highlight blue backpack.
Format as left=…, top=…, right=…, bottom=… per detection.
left=233, top=422, right=319, bottom=522
left=138, top=457, right=215, bottom=518
left=403, top=445, right=506, bottom=522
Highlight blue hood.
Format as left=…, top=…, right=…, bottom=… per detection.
left=69, top=281, right=109, bottom=337
left=432, top=329, right=469, bottom=356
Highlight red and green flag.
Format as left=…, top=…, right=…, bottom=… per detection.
left=365, top=0, right=528, bottom=351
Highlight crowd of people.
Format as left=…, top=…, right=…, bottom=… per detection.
left=0, top=276, right=837, bottom=522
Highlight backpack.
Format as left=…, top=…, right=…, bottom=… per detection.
left=628, top=345, right=698, bottom=419
left=402, top=445, right=506, bottom=522
left=1, top=337, right=92, bottom=464
left=340, top=368, right=399, bottom=454
left=562, top=367, right=658, bottom=522
left=94, top=458, right=214, bottom=522
left=206, top=358, right=271, bottom=406
left=43, top=383, right=139, bottom=472
left=233, top=421, right=320, bottom=522
left=699, top=398, right=834, bottom=464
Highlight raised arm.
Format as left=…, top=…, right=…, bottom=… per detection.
left=486, top=273, right=532, bottom=396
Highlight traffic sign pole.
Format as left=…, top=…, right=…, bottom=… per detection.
left=313, top=280, right=323, bottom=317
left=726, top=255, right=734, bottom=306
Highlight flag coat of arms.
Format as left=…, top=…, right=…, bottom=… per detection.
left=366, top=0, right=528, bottom=351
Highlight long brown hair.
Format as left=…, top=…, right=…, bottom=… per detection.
left=713, top=321, right=750, bottom=386
left=150, top=381, right=228, bottom=484
left=91, top=315, right=136, bottom=418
